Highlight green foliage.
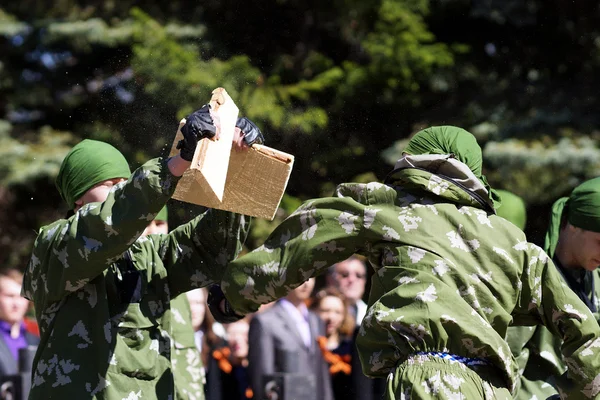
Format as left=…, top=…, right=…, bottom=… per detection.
left=381, top=138, right=411, bottom=167
left=0, top=9, right=28, bottom=37
left=3, top=0, right=600, bottom=266
left=361, top=0, right=455, bottom=101
left=0, top=121, right=76, bottom=186
left=484, top=136, right=600, bottom=204
left=44, top=18, right=135, bottom=50
left=130, top=9, right=343, bottom=134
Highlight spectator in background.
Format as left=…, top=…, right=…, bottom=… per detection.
left=248, top=277, right=333, bottom=400
left=187, top=287, right=222, bottom=366
left=0, top=268, right=39, bottom=378
left=326, top=256, right=367, bottom=325
left=206, top=318, right=252, bottom=400
left=326, top=255, right=386, bottom=399
left=309, top=287, right=354, bottom=400
left=187, top=287, right=208, bottom=356
left=495, top=189, right=527, bottom=230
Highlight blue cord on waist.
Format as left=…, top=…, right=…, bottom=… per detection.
left=415, top=351, right=491, bottom=367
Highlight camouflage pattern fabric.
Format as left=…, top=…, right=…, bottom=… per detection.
left=220, top=154, right=600, bottom=399
left=171, top=294, right=204, bottom=400
left=508, top=270, right=600, bottom=399
left=388, top=354, right=512, bottom=399
left=22, top=157, right=249, bottom=399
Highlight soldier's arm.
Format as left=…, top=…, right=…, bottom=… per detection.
left=220, top=183, right=384, bottom=315
left=515, top=244, right=600, bottom=399
left=23, top=158, right=180, bottom=305
left=154, top=209, right=250, bottom=297
left=506, top=326, right=563, bottom=398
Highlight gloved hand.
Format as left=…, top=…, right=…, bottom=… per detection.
left=236, top=117, right=265, bottom=146
left=207, top=284, right=245, bottom=323
left=177, top=105, right=217, bottom=161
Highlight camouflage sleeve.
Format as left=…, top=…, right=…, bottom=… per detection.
left=23, top=158, right=179, bottom=306
left=156, top=209, right=251, bottom=296
left=506, top=326, right=563, bottom=398
left=220, top=184, right=381, bottom=315
left=515, top=243, right=600, bottom=399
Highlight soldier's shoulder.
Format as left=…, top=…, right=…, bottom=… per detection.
left=335, top=181, right=397, bottom=205
left=34, top=218, right=69, bottom=246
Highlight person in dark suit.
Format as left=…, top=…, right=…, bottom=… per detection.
left=0, top=268, right=39, bottom=378
left=248, top=277, right=333, bottom=400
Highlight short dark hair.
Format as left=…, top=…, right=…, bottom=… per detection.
left=0, top=268, right=23, bottom=285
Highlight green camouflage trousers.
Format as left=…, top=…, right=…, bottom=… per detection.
left=386, top=354, right=512, bottom=400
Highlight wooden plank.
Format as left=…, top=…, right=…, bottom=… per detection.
left=179, top=144, right=294, bottom=219
left=169, top=88, right=295, bottom=220
left=169, top=87, right=238, bottom=201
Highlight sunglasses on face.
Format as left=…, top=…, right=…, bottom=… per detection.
left=336, top=271, right=366, bottom=280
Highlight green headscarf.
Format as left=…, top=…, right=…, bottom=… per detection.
left=402, top=126, right=501, bottom=209
left=155, top=206, right=168, bottom=222
left=495, top=189, right=527, bottom=230
left=56, top=139, right=131, bottom=209
left=544, top=177, right=600, bottom=257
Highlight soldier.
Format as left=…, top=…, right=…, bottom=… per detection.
left=209, top=126, right=600, bottom=399
left=507, top=177, right=600, bottom=399
left=142, top=206, right=205, bottom=400
left=22, top=106, right=263, bottom=399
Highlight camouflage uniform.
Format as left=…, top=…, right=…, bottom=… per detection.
left=508, top=269, right=600, bottom=399
left=171, top=294, right=205, bottom=400
left=22, top=158, right=249, bottom=399
left=220, top=155, right=600, bottom=399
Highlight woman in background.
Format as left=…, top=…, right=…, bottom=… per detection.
left=310, top=287, right=355, bottom=400
left=206, top=318, right=253, bottom=400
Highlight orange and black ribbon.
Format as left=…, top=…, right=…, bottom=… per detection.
left=212, top=347, right=253, bottom=398
left=317, top=336, right=352, bottom=375
left=212, top=347, right=233, bottom=374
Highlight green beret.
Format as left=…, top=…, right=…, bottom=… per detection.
left=545, top=177, right=600, bottom=257
left=56, top=139, right=131, bottom=209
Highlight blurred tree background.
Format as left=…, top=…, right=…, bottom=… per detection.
left=2, top=0, right=600, bottom=269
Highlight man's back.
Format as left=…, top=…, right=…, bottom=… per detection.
left=355, top=176, right=533, bottom=389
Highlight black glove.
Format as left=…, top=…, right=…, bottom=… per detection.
left=236, top=117, right=265, bottom=146
left=207, top=284, right=244, bottom=323
left=177, top=105, right=217, bottom=161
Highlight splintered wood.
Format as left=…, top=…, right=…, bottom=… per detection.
left=169, top=87, right=295, bottom=220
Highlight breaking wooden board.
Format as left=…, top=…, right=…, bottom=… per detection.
left=169, top=87, right=295, bottom=220
left=169, top=87, right=238, bottom=201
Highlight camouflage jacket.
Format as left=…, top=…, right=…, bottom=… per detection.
left=507, top=266, right=600, bottom=399
left=22, top=157, right=249, bottom=399
left=220, top=154, right=600, bottom=398
left=171, top=294, right=204, bottom=400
